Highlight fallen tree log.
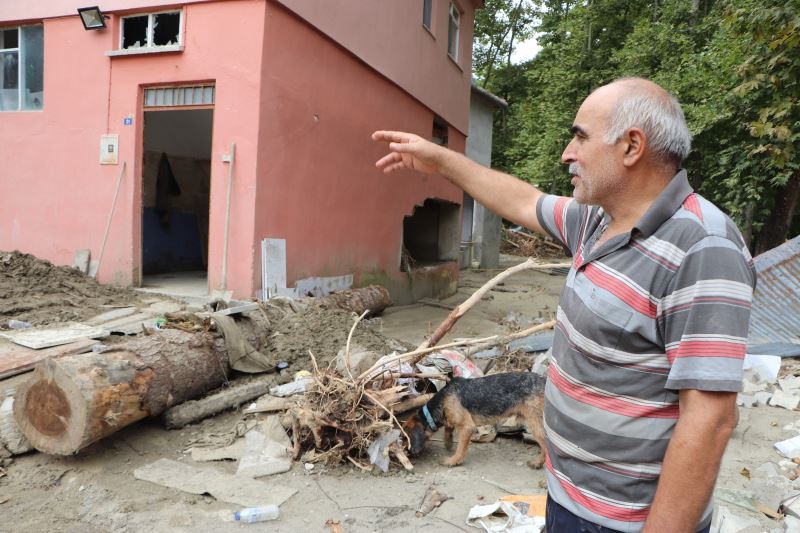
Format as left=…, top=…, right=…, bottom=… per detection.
left=13, top=329, right=228, bottom=455
left=162, top=373, right=280, bottom=429
left=309, top=285, right=391, bottom=316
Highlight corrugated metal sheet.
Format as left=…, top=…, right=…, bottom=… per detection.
left=748, top=235, right=800, bottom=344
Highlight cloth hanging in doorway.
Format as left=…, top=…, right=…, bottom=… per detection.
left=155, top=152, right=181, bottom=229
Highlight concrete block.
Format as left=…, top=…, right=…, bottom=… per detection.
left=737, top=394, right=756, bottom=407
left=770, top=390, right=800, bottom=410
left=754, top=391, right=773, bottom=407
left=780, top=376, right=800, bottom=394
left=712, top=505, right=760, bottom=533
left=742, top=378, right=767, bottom=394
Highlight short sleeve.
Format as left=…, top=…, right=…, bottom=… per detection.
left=659, top=235, right=756, bottom=392
left=535, top=194, right=591, bottom=256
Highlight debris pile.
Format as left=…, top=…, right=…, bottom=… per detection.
left=500, top=227, right=564, bottom=258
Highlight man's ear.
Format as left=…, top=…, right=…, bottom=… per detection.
left=621, top=127, right=646, bottom=167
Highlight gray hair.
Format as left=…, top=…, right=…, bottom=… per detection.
left=602, top=80, right=692, bottom=165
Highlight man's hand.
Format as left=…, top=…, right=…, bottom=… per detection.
left=372, top=131, right=446, bottom=175
left=642, top=389, right=738, bottom=532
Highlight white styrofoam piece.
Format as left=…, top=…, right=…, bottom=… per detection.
left=743, top=353, right=781, bottom=383
left=0, top=322, right=108, bottom=349
left=775, top=435, right=800, bottom=458
left=262, top=238, right=287, bottom=300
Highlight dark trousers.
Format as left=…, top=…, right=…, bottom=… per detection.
left=545, top=495, right=711, bottom=533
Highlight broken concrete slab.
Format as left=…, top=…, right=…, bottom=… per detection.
left=190, top=439, right=247, bottom=462
left=736, top=394, right=756, bottom=408
left=754, top=391, right=773, bottom=407
left=769, top=390, right=800, bottom=410
left=780, top=377, right=800, bottom=394
left=236, top=417, right=292, bottom=478
left=0, top=324, right=106, bottom=350
left=147, top=301, right=185, bottom=315
left=742, top=379, right=767, bottom=394
left=133, top=458, right=296, bottom=507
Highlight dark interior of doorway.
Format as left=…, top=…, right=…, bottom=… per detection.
left=401, top=198, right=460, bottom=271
left=141, top=109, right=212, bottom=277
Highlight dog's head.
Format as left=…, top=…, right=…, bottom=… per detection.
left=403, top=411, right=434, bottom=457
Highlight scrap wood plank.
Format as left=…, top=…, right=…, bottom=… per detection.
left=0, top=338, right=98, bottom=379
left=100, top=312, right=157, bottom=335
left=0, top=323, right=107, bottom=349
left=84, top=307, right=138, bottom=326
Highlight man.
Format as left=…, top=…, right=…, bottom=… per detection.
left=372, top=78, right=755, bottom=533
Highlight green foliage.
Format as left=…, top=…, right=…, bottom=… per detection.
left=473, top=0, right=800, bottom=247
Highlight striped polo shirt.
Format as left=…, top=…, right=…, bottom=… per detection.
left=536, top=170, right=756, bottom=532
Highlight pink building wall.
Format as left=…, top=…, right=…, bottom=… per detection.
left=256, top=3, right=465, bottom=293
left=1, top=0, right=477, bottom=300
left=0, top=0, right=265, bottom=297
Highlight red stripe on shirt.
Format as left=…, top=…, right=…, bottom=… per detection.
left=554, top=197, right=570, bottom=246
left=548, top=365, right=679, bottom=419
left=666, top=340, right=746, bottom=364
left=683, top=193, right=704, bottom=223
left=583, top=263, right=657, bottom=318
left=546, top=456, right=652, bottom=522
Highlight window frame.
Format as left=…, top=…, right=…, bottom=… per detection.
left=0, top=24, right=44, bottom=113
left=119, top=9, right=184, bottom=51
left=447, top=2, right=461, bottom=62
left=422, top=0, right=433, bottom=32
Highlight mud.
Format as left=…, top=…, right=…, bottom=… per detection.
left=0, top=251, right=148, bottom=328
left=262, top=306, right=410, bottom=371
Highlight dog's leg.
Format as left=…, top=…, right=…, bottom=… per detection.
left=522, top=403, right=546, bottom=469
left=444, top=425, right=453, bottom=451
left=442, top=421, right=475, bottom=467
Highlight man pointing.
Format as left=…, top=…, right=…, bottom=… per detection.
left=373, top=77, right=755, bottom=533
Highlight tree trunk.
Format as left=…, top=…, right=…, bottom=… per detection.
left=756, top=171, right=800, bottom=255
left=311, top=285, right=391, bottom=316
left=13, top=329, right=228, bottom=455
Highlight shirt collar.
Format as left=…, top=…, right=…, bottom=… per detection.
left=633, top=169, right=694, bottom=238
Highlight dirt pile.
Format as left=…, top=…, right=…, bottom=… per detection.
left=0, top=251, right=147, bottom=327
left=263, top=306, right=409, bottom=370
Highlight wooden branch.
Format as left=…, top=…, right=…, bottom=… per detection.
left=343, top=310, right=369, bottom=380
left=417, top=259, right=568, bottom=351
left=162, top=374, right=280, bottom=429
left=356, top=335, right=497, bottom=384
left=464, top=319, right=557, bottom=356
left=391, top=393, right=434, bottom=415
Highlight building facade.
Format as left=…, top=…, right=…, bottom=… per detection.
left=0, top=0, right=480, bottom=302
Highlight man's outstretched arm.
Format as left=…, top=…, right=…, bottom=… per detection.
left=372, top=130, right=547, bottom=235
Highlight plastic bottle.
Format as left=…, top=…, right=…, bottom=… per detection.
left=7, top=319, right=32, bottom=330
left=233, top=505, right=280, bottom=523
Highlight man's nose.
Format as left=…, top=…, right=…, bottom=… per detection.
left=562, top=139, right=576, bottom=164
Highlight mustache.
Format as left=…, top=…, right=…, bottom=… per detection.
left=568, top=163, right=581, bottom=176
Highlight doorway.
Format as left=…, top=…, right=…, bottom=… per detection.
left=140, top=106, right=213, bottom=297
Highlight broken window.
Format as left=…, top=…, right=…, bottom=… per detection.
left=121, top=11, right=181, bottom=50
left=448, top=2, right=460, bottom=61
left=0, top=25, right=44, bottom=112
left=432, top=116, right=449, bottom=147
left=402, top=199, right=460, bottom=271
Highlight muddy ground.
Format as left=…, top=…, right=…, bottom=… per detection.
left=0, top=253, right=793, bottom=532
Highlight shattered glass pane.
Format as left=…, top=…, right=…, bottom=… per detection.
left=0, top=28, right=19, bottom=49
left=153, top=13, right=180, bottom=46
left=122, top=16, right=148, bottom=49
left=0, top=51, right=19, bottom=111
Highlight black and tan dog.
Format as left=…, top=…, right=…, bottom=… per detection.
left=403, top=372, right=547, bottom=467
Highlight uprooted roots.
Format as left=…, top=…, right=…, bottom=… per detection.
left=289, top=366, right=412, bottom=469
